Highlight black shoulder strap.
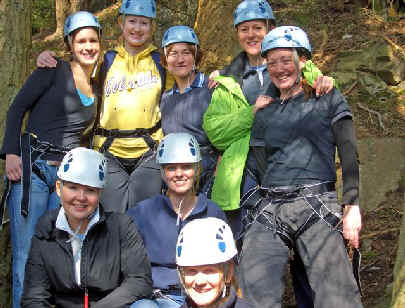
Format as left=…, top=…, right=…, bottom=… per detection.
left=90, top=50, right=117, bottom=147
left=99, top=50, right=117, bottom=91
left=151, top=50, right=166, bottom=98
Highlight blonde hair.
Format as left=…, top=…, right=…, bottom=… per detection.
left=117, top=15, right=155, bottom=46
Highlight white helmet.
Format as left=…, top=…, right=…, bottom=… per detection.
left=57, top=147, right=107, bottom=188
left=156, top=133, right=202, bottom=165
left=176, top=218, right=237, bottom=266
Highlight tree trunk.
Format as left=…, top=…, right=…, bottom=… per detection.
left=70, top=0, right=82, bottom=12
left=0, top=0, right=32, bottom=305
left=55, top=0, right=70, bottom=37
left=194, top=0, right=241, bottom=73
left=82, top=0, right=112, bottom=11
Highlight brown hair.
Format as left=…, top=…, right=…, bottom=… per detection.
left=64, top=27, right=103, bottom=59
left=160, top=44, right=203, bottom=69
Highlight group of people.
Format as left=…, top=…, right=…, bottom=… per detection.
left=0, top=0, right=363, bottom=307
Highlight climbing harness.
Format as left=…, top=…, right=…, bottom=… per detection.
left=240, top=182, right=362, bottom=294
left=20, top=133, right=69, bottom=217
left=95, top=121, right=161, bottom=154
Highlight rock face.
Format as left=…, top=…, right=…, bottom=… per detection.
left=357, top=138, right=405, bottom=212
left=333, top=39, right=405, bottom=97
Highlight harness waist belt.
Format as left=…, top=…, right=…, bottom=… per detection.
left=264, top=182, right=335, bottom=199
left=95, top=125, right=160, bottom=138
left=95, top=121, right=161, bottom=153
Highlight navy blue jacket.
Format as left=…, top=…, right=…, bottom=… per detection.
left=127, top=194, right=227, bottom=291
left=161, top=72, right=219, bottom=193
left=161, top=72, right=212, bottom=147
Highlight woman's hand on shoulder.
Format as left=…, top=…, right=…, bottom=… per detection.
left=253, top=95, right=273, bottom=114
left=5, top=154, right=22, bottom=181
left=342, top=205, right=362, bottom=249
left=312, top=75, right=334, bottom=97
left=37, top=50, right=57, bottom=68
left=207, top=70, right=220, bottom=89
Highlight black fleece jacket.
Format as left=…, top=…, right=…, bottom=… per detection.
left=21, top=206, right=152, bottom=308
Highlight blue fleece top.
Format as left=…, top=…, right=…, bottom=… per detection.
left=127, top=193, right=227, bottom=291
left=161, top=72, right=212, bottom=147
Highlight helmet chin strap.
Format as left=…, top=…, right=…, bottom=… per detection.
left=176, top=197, right=185, bottom=227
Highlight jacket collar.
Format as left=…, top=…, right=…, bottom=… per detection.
left=36, top=205, right=107, bottom=241
left=167, top=72, right=206, bottom=96
left=161, top=193, right=208, bottom=218
left=55, top=207, right=100, bottom=239
left=222, top=51, right=249, bottom=85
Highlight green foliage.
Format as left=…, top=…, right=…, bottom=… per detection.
left=32, top=0, right=55, bottom=35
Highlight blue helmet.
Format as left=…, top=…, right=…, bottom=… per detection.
left=64, top=11, right=101, bottom=38
left=234, top=0, right=275, bottom=27
left=120, top=0, right=157, bottom=18
left=261, top=26, right=312, bottom=57
left=162, top=26, right=199, bottom=48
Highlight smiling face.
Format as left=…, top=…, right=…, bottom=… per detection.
left=56, top=180, right=100, bottom=231
left=163, top=163, right=196, bottom=196
left=166, top=43, right=195, bottom=79
left=70, top=27, right=100, bottom=67
left=266, top=48, right=304, bottom=96
left=236, top=20, right=268, bottom=59
left=182, top=264, right=225, bottom=307
left=120, top=15, right=152, bottom=53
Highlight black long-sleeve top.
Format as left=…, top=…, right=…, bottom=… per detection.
left=1, top=60, right=96, bottom=161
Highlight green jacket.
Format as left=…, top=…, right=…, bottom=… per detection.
left=203, top=76, right=253, bottom=211
left=203, top=60, right=331, bottom=211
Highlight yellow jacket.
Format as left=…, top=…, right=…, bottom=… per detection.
left=93, top=44, right=170, bottom=158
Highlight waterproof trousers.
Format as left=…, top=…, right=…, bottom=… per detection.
left=100, top=151, right=162, bottom=213
left=239, top=191, right=363, bottom=308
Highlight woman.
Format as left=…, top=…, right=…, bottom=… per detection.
left=92, top=0, right=169, bottom=212
left=0, top=11, right=101, bottom=308
left=175, top=217, right=251, bottom=308
left=203, top=0, right=333, bottom=238
left=21, top=148, right=152, bottom=307
left=160, top=26, right=218, bottom=195
left=239, top=26, right=363, bottom=308
left=127, top=133, right=227, bottom=308
left=37, top=0, right=170, bottom=213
